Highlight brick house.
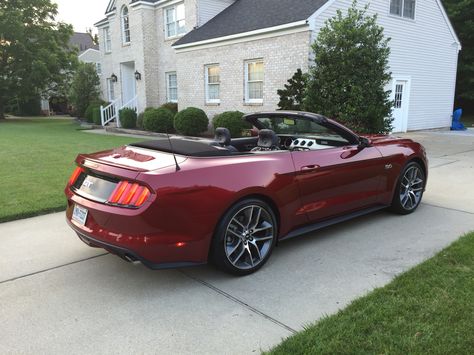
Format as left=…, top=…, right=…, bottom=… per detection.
left=95, top=0, right=460, bottom=132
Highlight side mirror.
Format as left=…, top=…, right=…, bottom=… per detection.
left=358, top=137, right=371, bottom=150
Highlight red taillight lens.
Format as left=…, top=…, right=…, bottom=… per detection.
left=108, top=181, right=151, bottom=207
left=69, top=167, right=83, bottom=185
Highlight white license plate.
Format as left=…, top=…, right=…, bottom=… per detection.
left=72, top=204, right=88, bottom=226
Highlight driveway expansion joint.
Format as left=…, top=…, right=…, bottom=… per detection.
left=180, top=270, right=297, bottom=334
left=0, top=253, right=108, bottom=285
left=421, top=203, right=474, bottom=216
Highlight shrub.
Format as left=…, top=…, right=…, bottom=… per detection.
left=277, top=69, right=308, bottom=111
left=69, top=62, right=101, bottom=118
left=212, top=111, right=251, bottom=138
left=92, top=107, right=101, bottom=125
left=137, top=112, right=145, bottom=129
left=304, top=2, right=393, bottom=133
left=17, top=96, right=41, bottom=116
left=174, top=107, right=209, bottom=136
left=119, top=108, right=137, bottom=129
left=161, top=102, right=178, bottom=114
left=143, top=108, right=174, bottom=133
left=84, top=100, right=105, bottom=123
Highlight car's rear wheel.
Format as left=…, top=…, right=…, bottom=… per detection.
left=211, top=199, right=277, bottom=276
left=390, top=161, right=425, bottom=215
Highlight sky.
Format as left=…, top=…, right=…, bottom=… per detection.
left=53, top=0, right=109, bottom=33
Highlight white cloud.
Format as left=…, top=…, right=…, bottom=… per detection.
left=53, top=0, right=109, bottom=33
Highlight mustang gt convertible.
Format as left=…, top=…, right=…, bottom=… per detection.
left=65, top=111, right=428, bottom=275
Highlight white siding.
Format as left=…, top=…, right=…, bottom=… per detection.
left=198, top=0, right=234, bottom=26
left=311, top=0, right=460, bottom=131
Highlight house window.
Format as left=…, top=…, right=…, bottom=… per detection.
left=390, top=0, right=416, bottom=20
left=165, top=3, right=186, bottom=38
left=205, top=65, right=220, bottom=103
left=166, top=72, right=178, bottom=102
left=121, top=6, right=131, bottom=44
left=96, top=63, right=102, bottom=75
left=245, top=60, right=264, bottom=104
left=107, top=78, right=115, bottom=101
left=104, top=27, right=111, bottom=53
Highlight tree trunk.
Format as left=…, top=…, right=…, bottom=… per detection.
left=0, top=100, right=5, bottom=119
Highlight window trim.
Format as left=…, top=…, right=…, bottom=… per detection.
left=96, top=62, right=102, bottom=76
left=164, top=2, right=186, bottom=39
left=205, top=64, right=221, bottom=104
left=104, top=27, right=112, bottom=53
left=121, top=6, right=131, bottom=45
left=244, top=59, right=264, bottom=105
left=106, top=78, right=115, bottom=102
left=166, top=72, right=178, bottom=103
left=388, top=0, right=416, bottom=21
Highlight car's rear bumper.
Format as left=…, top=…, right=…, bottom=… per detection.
left=72, top=228, right=204, bottom=270
left=65, top=189, right=212, bottom=269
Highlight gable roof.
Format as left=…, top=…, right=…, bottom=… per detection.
left=174, top=0, right=329, bottom=47
left=69, top=32, right=96, bottom=53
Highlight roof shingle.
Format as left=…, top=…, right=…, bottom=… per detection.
left=174, top=0, right=329, bottom=46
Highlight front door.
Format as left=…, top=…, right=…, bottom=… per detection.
left=120, top=62, right=136, bottom=106
left=391, top=78, right=410, bottom=133
left=292, top=146, right=384, bottom=223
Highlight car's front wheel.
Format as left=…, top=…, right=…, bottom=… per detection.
left=390, top=161, right=426, bottom=215
left=211, top=199, right=277, bottom=276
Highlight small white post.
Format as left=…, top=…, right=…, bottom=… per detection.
left=100, top=105, right=104, bottom=127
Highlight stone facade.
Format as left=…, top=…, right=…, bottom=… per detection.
left=96, top=0, right=311, bottom=120
left=176, top=31, right=312, bottom=118
left=97, top=0, right=198, bottom=110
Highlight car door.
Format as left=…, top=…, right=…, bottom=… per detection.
left=291, top=144, right=385, bottom=222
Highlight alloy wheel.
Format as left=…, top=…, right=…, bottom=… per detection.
left=224, top=205, right=275, bottom=270
left=399, top=165, right=424, bottom=211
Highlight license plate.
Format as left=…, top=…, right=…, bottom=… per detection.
left=72, top=204, right=88, bottom=226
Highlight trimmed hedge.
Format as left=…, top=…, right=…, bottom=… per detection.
left=174, top=107, right=208, bottom=136
left=143, top=108, right=175, bottom=133
left=119, top=108, right=137, bottom=129
left=92, top=107, right=101, bottom=125
left=85, top=101, right=106, bottom=123
left=212, top=111, right=251, bottom=138
left=161, top=102, right=178, bottom=114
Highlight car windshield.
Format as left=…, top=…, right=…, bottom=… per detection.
left=255, top=116, right=347, bottom=141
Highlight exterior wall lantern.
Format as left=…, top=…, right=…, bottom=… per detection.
left=111, top=73, right=118, bottom=83
left=134, top=70, right=142, bottom=81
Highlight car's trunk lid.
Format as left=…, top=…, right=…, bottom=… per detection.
left=80, top=145, right=187, bottom=173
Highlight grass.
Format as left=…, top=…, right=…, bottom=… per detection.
left=266, top=232, right=474, bottom=355
left=0, top=117, right=145, bottom=223
left=462, top=114, right=474, bottom=128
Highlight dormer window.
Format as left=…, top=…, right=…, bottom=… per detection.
left=165, top=3, right=186, bottom=39
left=121, top=6, right=131, bottom=44
left=390, top=0, right=416, bottom=20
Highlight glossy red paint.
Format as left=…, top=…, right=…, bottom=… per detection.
left=65, top=112, right=428, bottom=269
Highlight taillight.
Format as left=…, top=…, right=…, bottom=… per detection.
left=108, top=181, right=151, bottom=208
left=69, top=167, right=84, bottom=185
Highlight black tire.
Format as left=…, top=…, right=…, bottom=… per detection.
left=390, top=161, right=426, bottom=215
left=211, top=198, right=277, bottom=276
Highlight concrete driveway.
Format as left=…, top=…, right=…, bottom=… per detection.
left=1, top=130, right=474, bottom=354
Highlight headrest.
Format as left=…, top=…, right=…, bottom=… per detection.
left=214, top=127, right=232, bottom=146
left=258, top=129, right=279, bottom=149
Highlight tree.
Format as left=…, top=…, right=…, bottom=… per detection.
left=305, top=1, right=393, bottom=134
left=0, top=0, right=76, bottom=118
left=69, top=62, right=101, bottom=118
left=442, top=0, right=474, bottom=109
left=277, top=69, right=308, bottom=111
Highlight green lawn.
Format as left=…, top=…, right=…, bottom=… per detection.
left=0, top=117, right=145, bottom=223
left=462, top=114, right=474, bottom=128
left=267, top=232, right=474, bottom=355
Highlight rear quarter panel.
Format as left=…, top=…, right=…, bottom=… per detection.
left=135, top=152, right=305, bottom=252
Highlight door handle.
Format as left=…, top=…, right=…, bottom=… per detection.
left=301, top=165, right=320, bottom=172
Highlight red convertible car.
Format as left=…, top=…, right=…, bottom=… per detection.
left=65, top=111, right=427, bottom=275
